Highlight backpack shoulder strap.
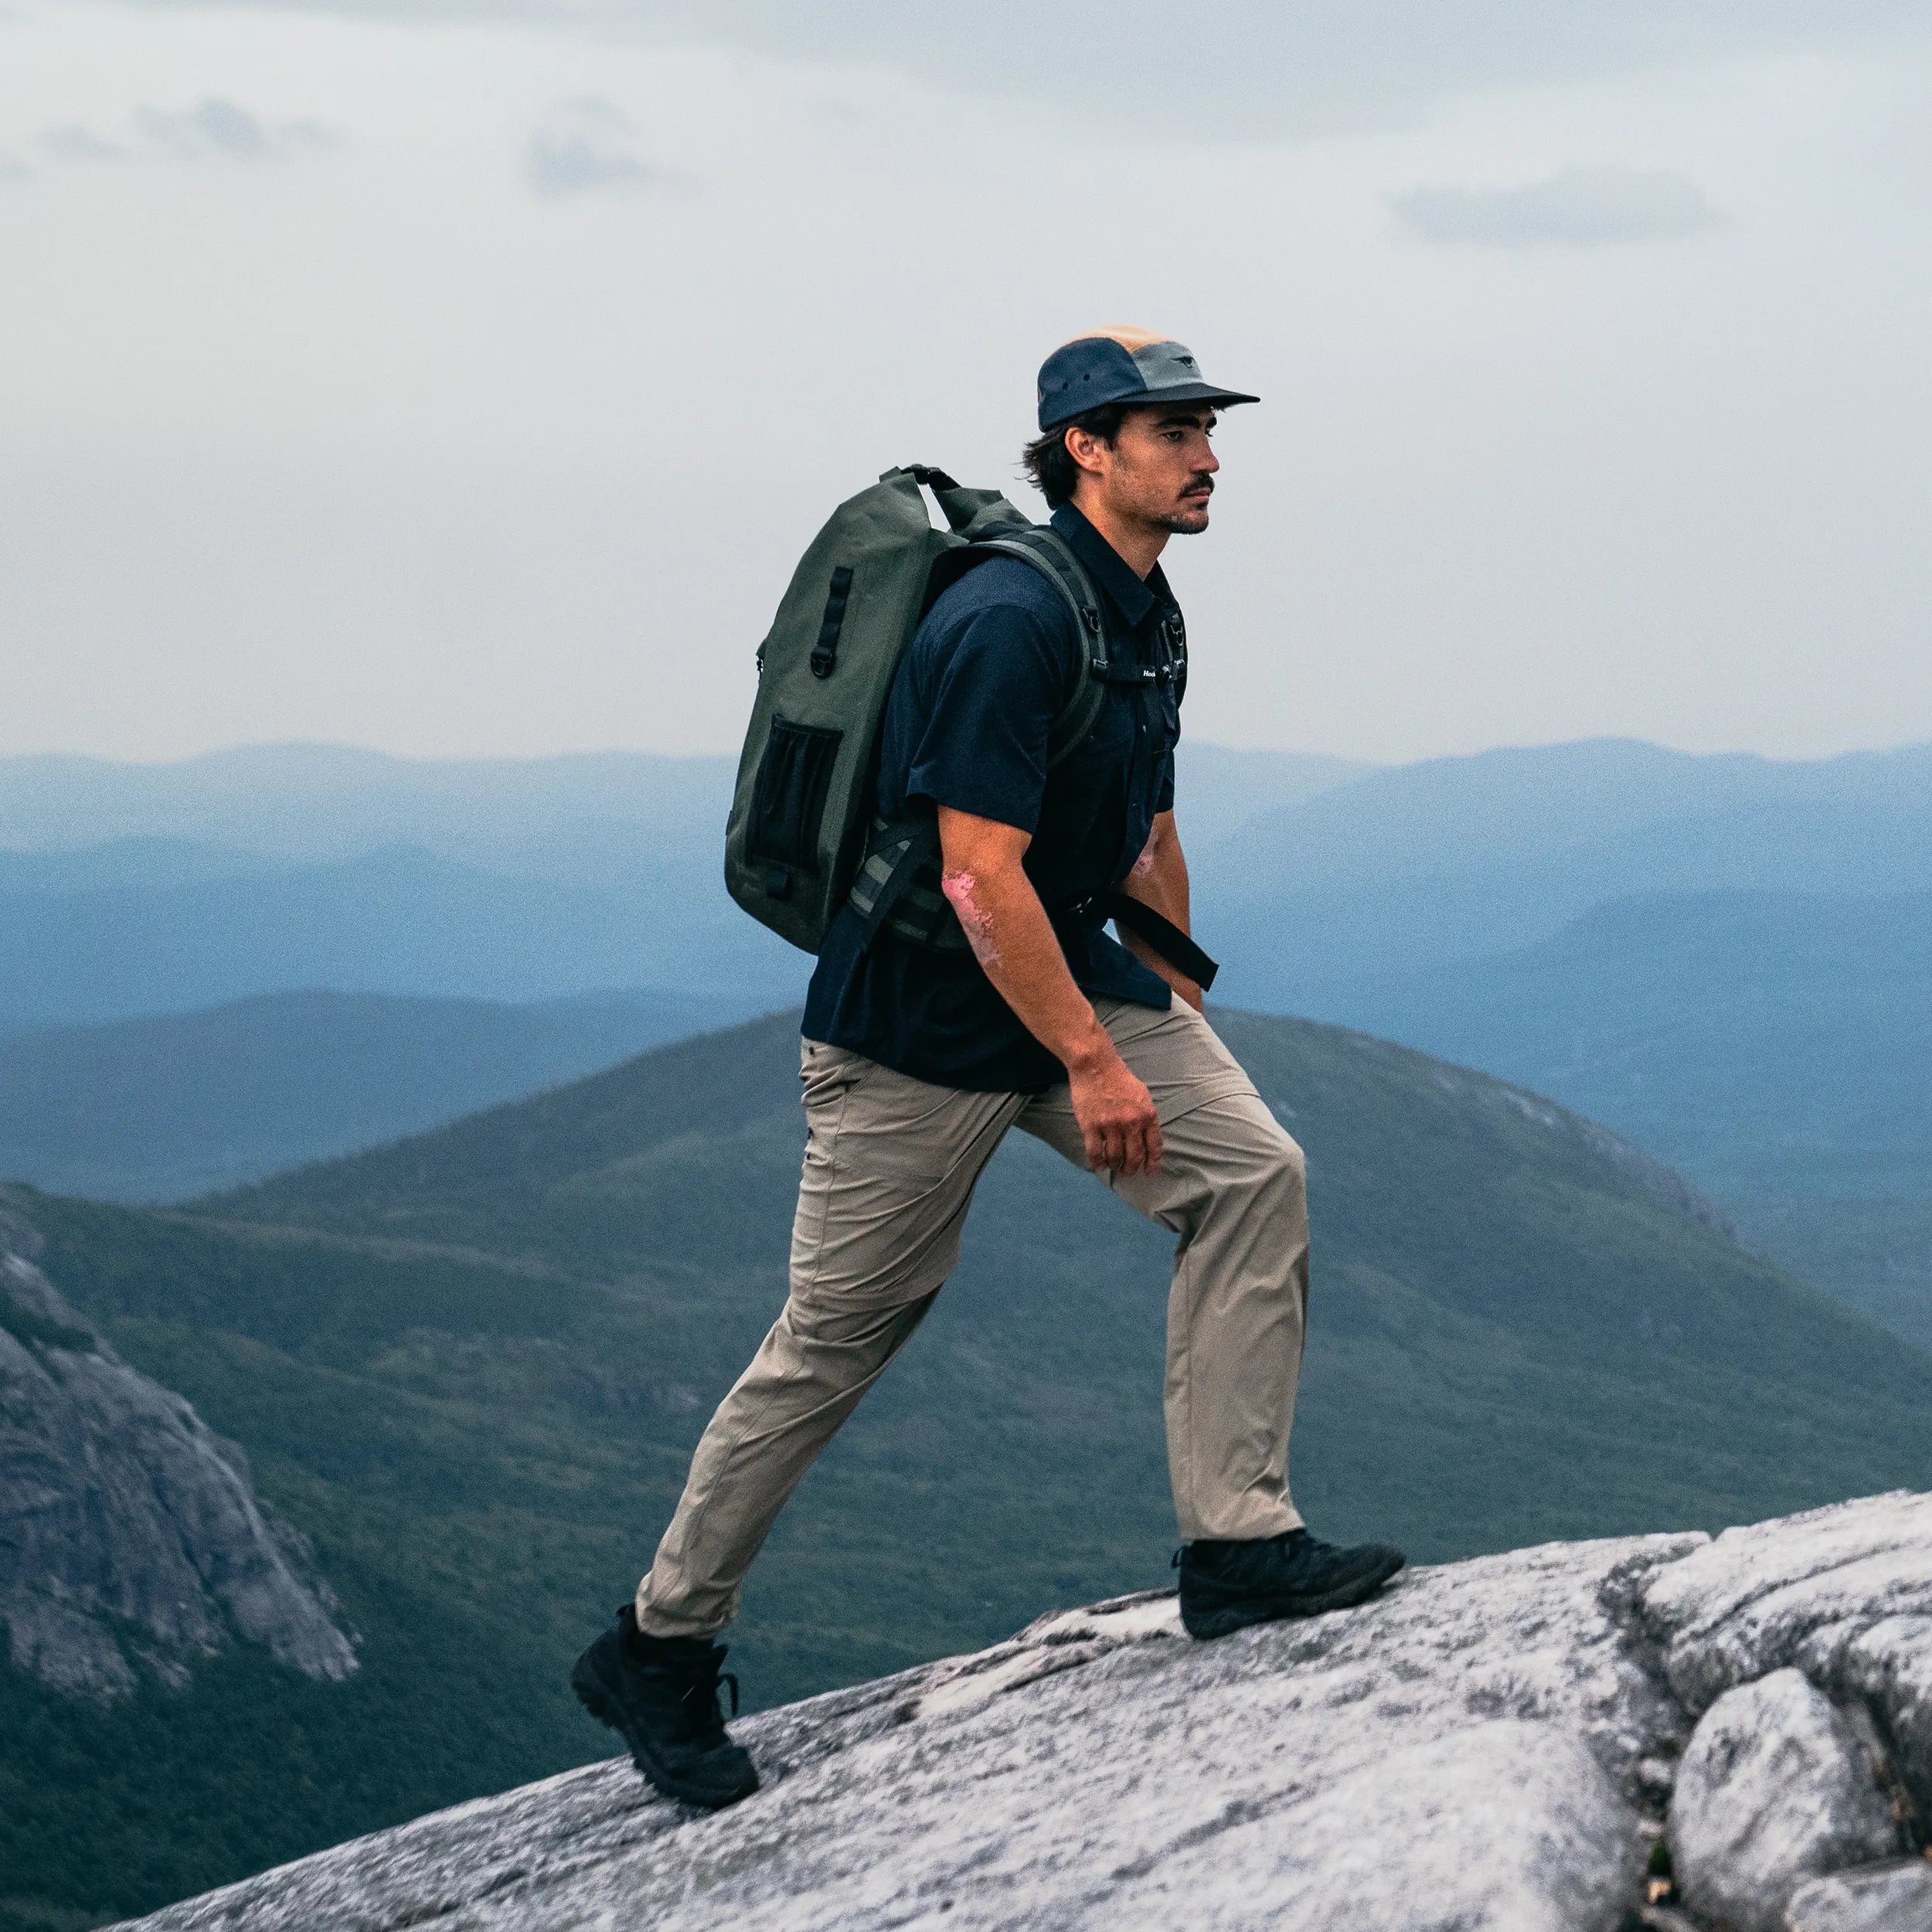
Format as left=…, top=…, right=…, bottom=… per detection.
left=968, top=527, right=1111, bottom=771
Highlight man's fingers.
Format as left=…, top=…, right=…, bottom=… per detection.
left=1122, top=1114, right=1163, bottom=1178
left=1084, top=1107, right=1164, bottom=1177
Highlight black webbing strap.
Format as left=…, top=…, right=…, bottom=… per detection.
left=1061, top=891, right=1219, bottom=992
left=852, top=818, right=1218, bottom=987
left=809, top=566, right=855, bottom=680
left=849, top=816, right=967, bottom=952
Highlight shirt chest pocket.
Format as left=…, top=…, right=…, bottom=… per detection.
left=1039, top=690, right=1139, bottom=879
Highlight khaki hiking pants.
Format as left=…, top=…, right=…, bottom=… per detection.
left=637, top=996, right=1309, bottom=1638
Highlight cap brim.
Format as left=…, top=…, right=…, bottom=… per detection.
left=1037, top=379, right=1260, bottom=431
left=1138, top=382, right=1259, bottom=410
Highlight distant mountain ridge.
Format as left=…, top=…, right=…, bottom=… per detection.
left=0, top=740, right=1367, bottom=872
left=0, top=989, right=770, bottom=1200
left=5, top=733, right=1930, bottom=1364
left=0, top=741, right=1362, bottom=1032
left=1199, top=736, right=1932, bottom=991
left=3, top=735, right=1930, bottom=1035
left=1286, top=884, right=1932, bottom=1352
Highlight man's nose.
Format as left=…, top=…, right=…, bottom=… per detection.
left=1196, top=441, right=1219, bottom=473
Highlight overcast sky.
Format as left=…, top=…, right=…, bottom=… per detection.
left=3, top=2, right=1929, bottom=764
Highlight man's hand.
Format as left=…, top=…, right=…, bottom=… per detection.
left=1066, top=1036, right=1163, bottom=1177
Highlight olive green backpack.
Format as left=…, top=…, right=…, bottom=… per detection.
left=724, top=465, right=1112, bottom=955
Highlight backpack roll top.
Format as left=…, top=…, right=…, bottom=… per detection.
left=726, top=468, right=1029, bottom=954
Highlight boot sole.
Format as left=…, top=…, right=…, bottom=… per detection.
left=570, top=1654, right=760, bottom=1811
left=1181, top=1551, right=1406, bottom=1641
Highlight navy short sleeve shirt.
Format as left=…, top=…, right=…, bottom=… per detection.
left=802, top=502, right=1185, bottom=1092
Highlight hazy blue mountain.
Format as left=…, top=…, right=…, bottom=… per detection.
left=0, top=741, right=1366, bottom=876
left=11, top=736, right=1930, bottom=1038
left=0, top=844, right=808, bottom=1033
left=1199, top=737, right=1932, bottom=993
left=0, top=988, right=776, bottom=1201
left=12, top=1009, right=1932, bottom=1930
left=0, top=745, right=742, bottom=869
left=1280, top=888, right=1932, bottom=1349
left=0, top=836, right=281, bottom=900
left=0, top=743, right=1364, bottom=1034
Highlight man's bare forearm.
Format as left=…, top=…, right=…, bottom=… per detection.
left=936, top=804, right=1162, bottom=1174
left=1118, top=810, right=1202, bottom=1011
left=935, top=808, right=1113, bottom=1072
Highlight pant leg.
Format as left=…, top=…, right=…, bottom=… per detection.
left=1015, top=998, right=1309, bottom=1543
left=637, top=1040, right=1025, bottom=1637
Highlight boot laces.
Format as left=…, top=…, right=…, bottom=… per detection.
left=673, top=1651, right=740, bottom=1742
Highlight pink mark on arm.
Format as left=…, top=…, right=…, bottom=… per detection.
left=941, top=868, right=1001, bottom=969
left=1129, top=835, right=1159, bottom=881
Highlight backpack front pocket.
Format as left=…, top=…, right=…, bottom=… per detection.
left=747, top=715, right=845, bottom=875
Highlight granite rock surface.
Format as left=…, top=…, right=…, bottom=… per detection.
left=1667, top=1668, right=1899, bottom=1931
left=1786, top=1858, right=1932, bottom=1932
left=110, top=1492, right=1932, bottom=1932
left=0, top=1196, right=355, bottom=1698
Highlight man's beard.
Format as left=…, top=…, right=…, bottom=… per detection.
left=1155, top=503, right=1213, bottom=535
left=1154, top=476, right=1213, bottom=535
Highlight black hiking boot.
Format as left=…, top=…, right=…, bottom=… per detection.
left=1178, top=1529, right=1406, bottom=1640
left=570, top=1605, right=760, bottom=1810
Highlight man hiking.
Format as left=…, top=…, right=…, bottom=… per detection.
left=573, top=327, right=1405, bottom=1809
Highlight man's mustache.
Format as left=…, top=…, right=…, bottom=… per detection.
left=1182, top=474, right=1215, bottom=497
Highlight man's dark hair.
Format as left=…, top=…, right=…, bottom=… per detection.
left=1021, top=403, right=1132, bottom=508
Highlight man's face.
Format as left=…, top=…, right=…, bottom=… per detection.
left=1070, top=406, right=1219, bottom=536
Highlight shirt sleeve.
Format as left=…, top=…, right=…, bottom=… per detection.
left=903, top=597, right=1072, bottom=835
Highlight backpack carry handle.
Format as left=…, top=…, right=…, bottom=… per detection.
left=886, top=464, right=1014, bottom=538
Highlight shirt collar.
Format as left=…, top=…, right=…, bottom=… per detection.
left=1049, top=502, right=1172, bottom=631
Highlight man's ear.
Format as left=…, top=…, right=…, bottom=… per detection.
left=1063, top=424, right=1109, bottom=477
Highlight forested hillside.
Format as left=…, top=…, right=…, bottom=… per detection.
left=1292, top=888, right=1932, bottom=1351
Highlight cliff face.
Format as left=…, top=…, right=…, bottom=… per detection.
left=0, top=1196, right=355, bottom=1699
left=111, top=1491, right=1932, bottom=1932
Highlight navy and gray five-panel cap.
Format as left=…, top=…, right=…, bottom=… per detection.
left=1036, top=331, right=1260, bottom=433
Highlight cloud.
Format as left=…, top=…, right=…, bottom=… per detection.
left=39, top=124, right=128, bottom=163
left=525, top=97, right=672, bottom=199
left=1386, top=165, right=1727, bottom=248
left=97, top=0, right=1932, bottom=136
left=134, top=97, right=339, bottom=162
left=0, top=104, right=337, bottom=182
